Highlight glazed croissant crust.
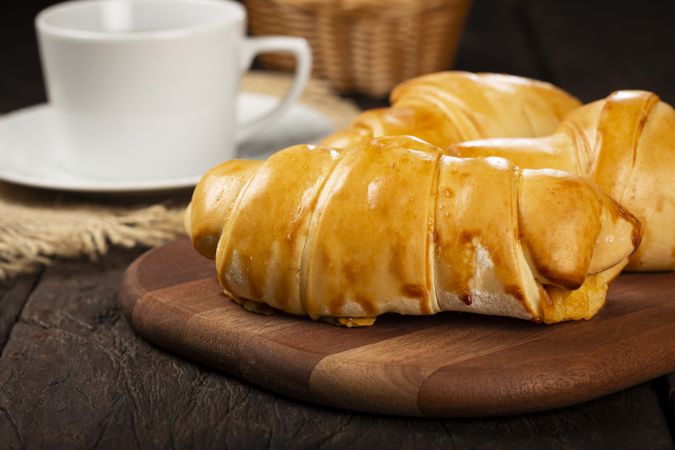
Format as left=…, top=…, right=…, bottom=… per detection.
left=186, top=136, right=640, bottom=325
left=321, top=71, right=581, bottom=149
left=454, top=90, right=675, bottom=271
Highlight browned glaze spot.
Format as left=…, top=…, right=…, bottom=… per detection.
left=539, top=285, right=554, bottom=306
left=401, top=283, right=426, bottom=298
left=457, top=230, right=476, bottom=245
left=631, top=222, right=643, bottom=254
left=504, top=283, right=526, bottom=304
left=357, top=297, right=377, bottom=316
left=328, top=294, right=345, bottom=317
left=611, top=200, right=643, bottom=253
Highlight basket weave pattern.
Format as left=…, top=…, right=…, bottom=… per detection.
left=245, top=0, right=471, bottom=97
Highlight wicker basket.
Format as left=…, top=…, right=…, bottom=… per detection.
left=245, top=0, right=471, bottom=97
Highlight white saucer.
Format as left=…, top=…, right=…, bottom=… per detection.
left=0, top=93, right=333, bottom=193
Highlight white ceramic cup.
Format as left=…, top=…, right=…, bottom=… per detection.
left=36, top=0, right=311, bottom=181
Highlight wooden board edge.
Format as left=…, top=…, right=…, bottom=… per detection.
left=118, top=247, right=154, bottom=323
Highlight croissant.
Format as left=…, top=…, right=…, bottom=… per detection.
left=453, top=90, right=675, bottom=272
left=185, top=136, right=640, bottom=325
left=321, top=71, right=581, bottom=149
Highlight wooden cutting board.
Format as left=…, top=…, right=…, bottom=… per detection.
left=119, top=238, right=675, bottom=417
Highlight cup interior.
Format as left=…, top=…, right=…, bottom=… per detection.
left=37, top=0, right=244, bottom=36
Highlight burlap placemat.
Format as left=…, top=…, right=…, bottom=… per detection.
left=0, top=72, right=360, bottom=280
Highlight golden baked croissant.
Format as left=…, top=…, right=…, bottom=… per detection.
left=453, top=90, right=674, bottom=272
left=185, top=136, right=640, bottom=325
left=321, top=71, right=581, bottom=149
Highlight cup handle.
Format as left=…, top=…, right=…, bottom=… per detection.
left=235, top=36, right=312, bottom=145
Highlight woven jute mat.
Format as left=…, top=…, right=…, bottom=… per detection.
left=0, top=72, right=360, bottom=280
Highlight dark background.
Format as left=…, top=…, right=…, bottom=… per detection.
left=2, top=0, right=674, bottom=114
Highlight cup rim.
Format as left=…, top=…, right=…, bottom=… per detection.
left=36, top=0, right=245, bottom=41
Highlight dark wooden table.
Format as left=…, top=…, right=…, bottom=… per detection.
left=1, top=0, right=674, bottom=448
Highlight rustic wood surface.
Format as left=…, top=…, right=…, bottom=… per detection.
left=0, top=248, right=673, bottom=449
left=120, top=239, right=675, bottom=418
left=1, top=0, right=675, bottom=447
